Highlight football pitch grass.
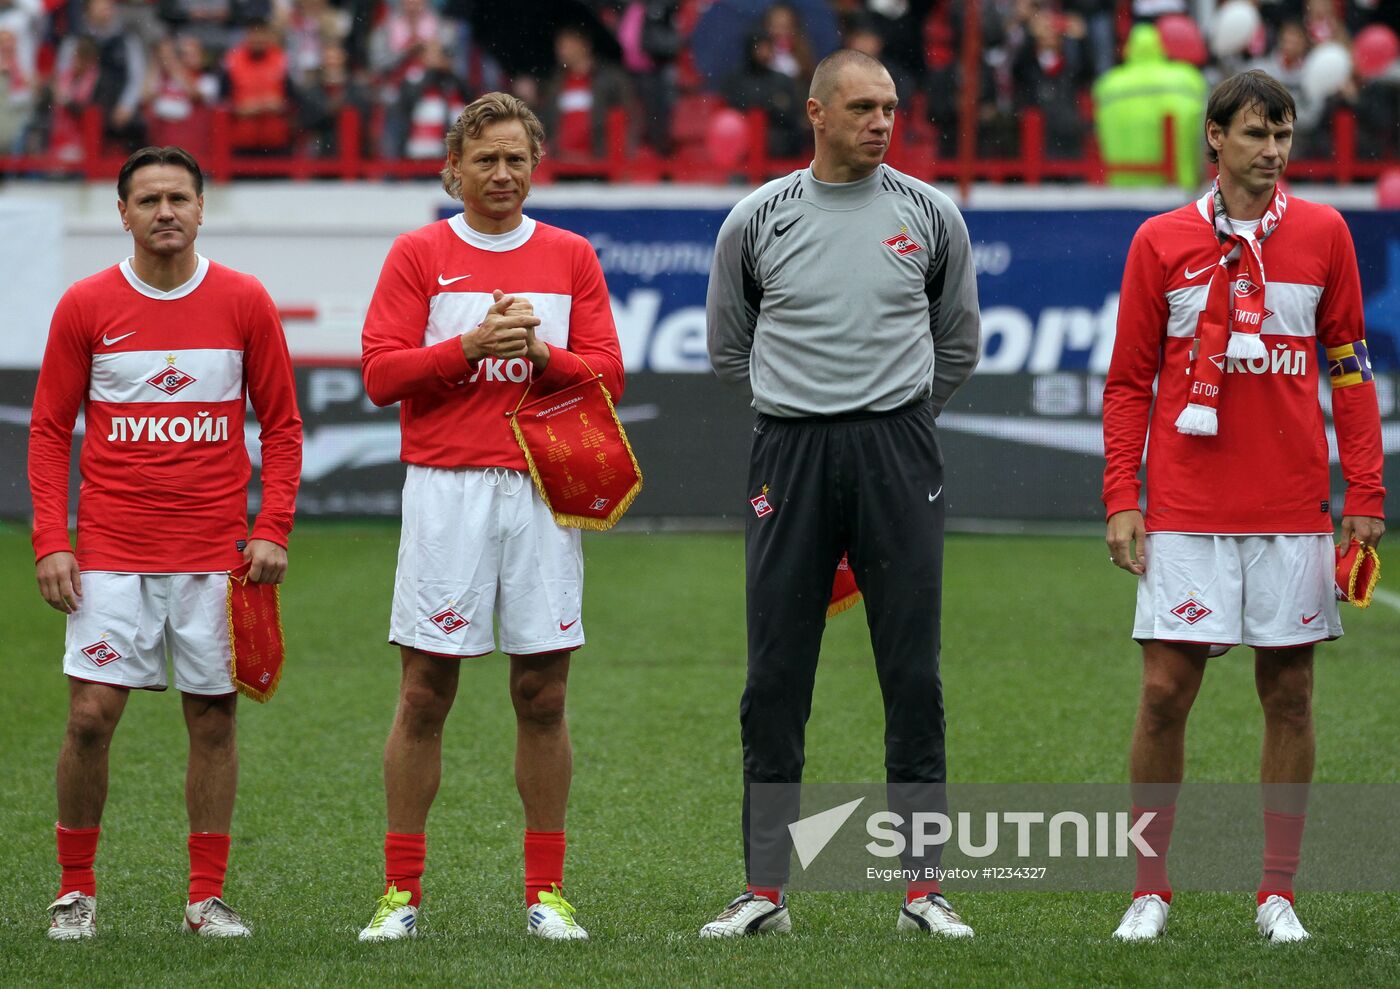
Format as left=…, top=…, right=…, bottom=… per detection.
left=1, top=523, right=1397, bottom=988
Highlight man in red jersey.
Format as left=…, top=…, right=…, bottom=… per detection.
left=356, top=92, right=623, bottom=943
left=28, top=146, right=303, bottom=941
left=1102, top=70, right=1385, bottom=943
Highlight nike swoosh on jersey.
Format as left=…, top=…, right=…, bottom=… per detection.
left=101, top=331, right=137, bottom=346
left=928, top=486, right=943, bottom=502
left=773, top=216, right=804, bottom=238
left=1183, top=263, right=1217, bottom=280
left=1301, top=611, right=1321, bottom=624
left=437, top=273, right=472, bottom=286
left=559, top=618, right=579, bottom=631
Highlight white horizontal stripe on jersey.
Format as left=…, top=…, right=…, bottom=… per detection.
left=426, top=291, right=572, bottom=350
left=89, top=348, right=244, bottom=404
left=1164, top=280, right=1324, bottom=339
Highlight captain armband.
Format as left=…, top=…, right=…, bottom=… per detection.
left=1326, top=340, right=1374, bottom=389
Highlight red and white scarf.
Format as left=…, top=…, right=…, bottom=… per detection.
left=1175, top=180, right=1288, bottom=436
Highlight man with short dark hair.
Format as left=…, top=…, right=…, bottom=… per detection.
left=29, top=145, right=302, bottom=940
left=702, top=50, right=980, bottom=938
left=1103, top=69, right=1385, bottom=942
left=356, top=92, right=624, bottom=943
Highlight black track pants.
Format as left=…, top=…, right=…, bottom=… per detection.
left=740, top=400, right=949, bottom=886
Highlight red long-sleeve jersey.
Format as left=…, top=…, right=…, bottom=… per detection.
left=1102, top=195, right=1385, bottom=533
left=360, top=214, right=624, bottom=469
left=28, top=257, right=303, bottom=571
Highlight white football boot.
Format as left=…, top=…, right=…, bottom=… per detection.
left=527, top=886, right=589, bottom=940
left=47, top=891, right=96, bottom=940
left=699, top=891, right=791, bottom=938
left=358, top=886, right=419, bottom=941
left=898, top=894, right=974, bottom=937
left=1112, top=893, right=1169, bottom=941
left=1256, top=895, right=1310, bottom=943
left=184, top=896, right=251, bottom=937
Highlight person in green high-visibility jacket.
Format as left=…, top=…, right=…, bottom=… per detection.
left=1094, top=23, right=1208, bottom=188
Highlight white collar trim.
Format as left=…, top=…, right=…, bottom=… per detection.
left=120, top=255, right=210, bottom=300
left=449, top=213, right=536, bottom=252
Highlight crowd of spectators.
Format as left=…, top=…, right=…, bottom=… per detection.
left=0, top=0, right=1396, bottom=174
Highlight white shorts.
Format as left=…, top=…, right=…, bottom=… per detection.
left=63, top=572, right=234, bottom=695
left=389, top=465, right=585, bottom=658
left=1132, top=533, right=1342, bottom=649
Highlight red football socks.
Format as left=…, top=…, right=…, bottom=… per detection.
left=747, top=884, right=782, bottom=904
left=55, top=824, right=100, bottom=897
left=524, top=829, right=566, bottom=906
left=385, top=832, right=426, bottom=907
left=1131, top=804, right=1176, bottom=904
left=906, top=877, right=942, bottom=904
left=1259, top=809, right=1306, bottom=905
left=188, top=832, right=231, bottom=903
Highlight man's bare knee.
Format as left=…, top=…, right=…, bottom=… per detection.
left=1137, top=674, right=1197, bottom=736
left=184, top=695, right=237, bottom=749
left=1257, top=649, right=1314, bottom=730
left=394, top=650, right=458, bottom=734
left=1258, top=673, right=1313, bottom=730
left=398, top=679, right=454, bottom=734
left=512, top=673, right=567, bottom=728
left=65, top=700, right=121, bottom=751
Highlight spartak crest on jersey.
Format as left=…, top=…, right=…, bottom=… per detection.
left=147, top=354, right=197, bottom=396
left=883, top=225, right=923, bottom=256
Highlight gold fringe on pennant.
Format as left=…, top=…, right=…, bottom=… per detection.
left=1347, top=544, right=1381, bottom=609
left=226, top=572, right=285, bottom=703
left=509, top=375, right=644, bottom=532
left=827, top=591, right=863, bottom=619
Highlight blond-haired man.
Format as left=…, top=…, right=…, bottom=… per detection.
left=356, top=93, right=624, bottom=942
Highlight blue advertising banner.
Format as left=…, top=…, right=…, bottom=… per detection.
left=515, top=205, right=1400, bottom=374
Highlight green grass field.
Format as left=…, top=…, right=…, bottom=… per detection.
left=1, top=523, right=1397, bottom=987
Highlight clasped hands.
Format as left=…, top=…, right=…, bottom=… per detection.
left=460, top=289, right=549, bottom=370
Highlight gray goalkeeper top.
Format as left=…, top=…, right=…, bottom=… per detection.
left=706, top=164, right=980, bottom=418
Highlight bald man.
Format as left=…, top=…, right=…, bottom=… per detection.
left=702, top=50, right=981, bottom=938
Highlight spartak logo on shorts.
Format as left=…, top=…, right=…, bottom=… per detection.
left=82, top=639, right=122, bottom=666
left=883, top=225, right=923, bottom=257
left=1170, top=598, right=1212, bottom=625
left=147, top=355, right=197, bottom=396
left=431, top=609, right=469, bottom=634
left=750, top=483, right=774, bottom=518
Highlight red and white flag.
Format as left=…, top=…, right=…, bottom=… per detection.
left=227, top=561, right=286, bottom=702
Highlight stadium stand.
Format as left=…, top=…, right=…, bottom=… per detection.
left=0, top=0, right=1396, bottom=184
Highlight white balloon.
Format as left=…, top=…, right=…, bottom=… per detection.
left=1301, top=42, right=1354, bottom=101
left=1211, top=0, right=1261, bottom=58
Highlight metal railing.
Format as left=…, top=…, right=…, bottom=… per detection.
left=1, top=104, right=1391, bottom=187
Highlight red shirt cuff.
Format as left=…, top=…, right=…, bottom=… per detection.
left=248, top=519, right=291, bottom=549
left=533, top=344, right=582, bottom=392
left=1341, top=492, right=1386, bottom=520
left=431, top=336, right=471, bottom=382
left=1103, top=490, right=1142, bottom=521
left=33, top=528, right=74, bottom=564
